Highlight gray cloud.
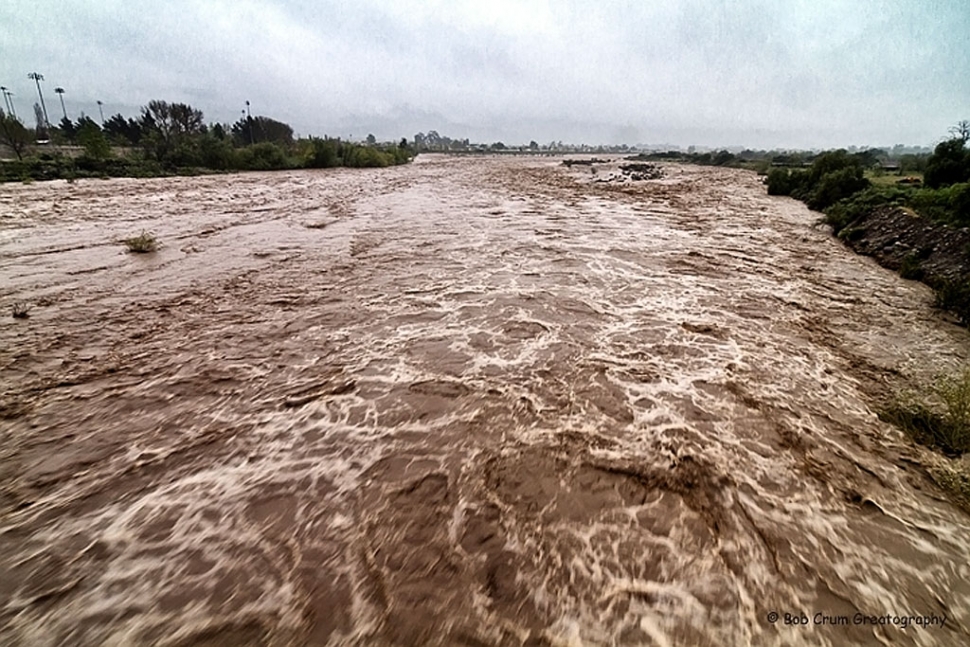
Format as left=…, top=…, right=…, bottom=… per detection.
left=2, top=0, right=968, bottom=148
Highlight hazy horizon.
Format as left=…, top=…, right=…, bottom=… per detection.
left=2, top=0, right=968, bottom=150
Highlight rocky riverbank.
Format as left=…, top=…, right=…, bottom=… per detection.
left=837, top=205, right=970, bottom=322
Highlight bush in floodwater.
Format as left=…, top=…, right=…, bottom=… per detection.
left=11, top=302, right=31, bottom=319
left=123, top=232, right=157, bottom=253
left=932, top=278, right=970, bottom=325
left=899, top=252, right=925, bottom=280
left=836, top=226, right=866, bottom=242
left=765, top=168, right=803, bottom=196
left=930, top=463, right=970, bottom=511
left=881, top=368, right=970, bottom=456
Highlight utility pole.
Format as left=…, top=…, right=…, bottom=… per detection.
left=27, top=72, right=49, bottom=128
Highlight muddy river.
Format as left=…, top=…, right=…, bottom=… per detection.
left=1, top=156, right=969, bottom=646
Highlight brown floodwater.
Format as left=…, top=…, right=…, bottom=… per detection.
left=1, top=155, right=969, bottom=646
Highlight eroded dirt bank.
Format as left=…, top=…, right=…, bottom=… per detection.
left=1, top=157, right=970, bottom=646
left=841, top=204, right=970, bottom=307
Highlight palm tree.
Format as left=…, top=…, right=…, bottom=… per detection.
left=54, top=87, right=68, bottom=121
left=27, top=72, right=49, bottom=129
left=97, top=100, right=104, bottom=125
left=0, top=86, right=9, bottom=114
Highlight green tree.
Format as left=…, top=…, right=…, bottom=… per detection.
left=949, top=120, right=970, bottom=144
left=925, top=139, right=970, bottom=189
left=231, top=115, right=293, bottom=146
left=141, top=100, right=205, bottom=163
left=0, top=109, right=32, bottom=160
left=899, top=153, right=928, bottom=174
left=103, top=113, right=143, bottom=146
left=304, top=137, right=339, bottom=168
left=58, top=116, right=77, bottom=143
left=198, top=133, right=235, bottom=169
left=806, top=165, right=869, bottom=211
left=713, top=150, right=736, bottom=166
left=77, top=119, right=110, bottom=160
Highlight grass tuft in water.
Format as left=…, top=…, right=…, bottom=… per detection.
left=930, top=463, right=970, bottom=511
left=123, top=232, right=158, bottom=253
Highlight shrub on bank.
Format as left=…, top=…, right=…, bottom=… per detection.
left=898, top=252, right=924, bottom=280
left=303, top=137, right=340, bottom=168
left=881, top=368, right=970, bottom=456
left=932, top=278, right=970, bottom=325
left=823, top=185, right=913, bottom=233
left=910, top=182, right=970, bottom=226
left=805, top=165, right=870, bottom=211
left=766, top=151, right=870, bottom=212
left=882, top=369, right=970, bottom=510
left=236, top=142, right=290, bottom=170
left=766, top=168, right=800, bottom=196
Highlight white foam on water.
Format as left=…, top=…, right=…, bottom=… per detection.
left=2, top=157, right=969, bottom=645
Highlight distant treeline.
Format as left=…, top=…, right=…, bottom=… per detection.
left=0, top=99, right=412, bottom=182
left=630, top=148, right=930, bottom=176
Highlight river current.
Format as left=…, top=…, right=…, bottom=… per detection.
left=1, top=155, right=968, bottom=646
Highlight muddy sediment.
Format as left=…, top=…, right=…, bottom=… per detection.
left=2, top=157, right=970, bottom=645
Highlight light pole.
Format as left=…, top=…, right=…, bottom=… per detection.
left=96, top=100, right=104, bottom=126
left=245, top=100, right=254, bottom=145
left=54, top=87, right=68, bottom=121
left=4, top=90, right=16, bottom=118
left=27, top=72, right=49, bottom=129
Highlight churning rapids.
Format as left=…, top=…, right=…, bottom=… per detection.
left=2, top=156, right=970, bottom=647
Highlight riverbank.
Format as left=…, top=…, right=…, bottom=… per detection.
left=764, top=142, right=970, bottom=326
left=763, top=172, right=970, bottom=512
left=836, top=205, right=970, bottom=323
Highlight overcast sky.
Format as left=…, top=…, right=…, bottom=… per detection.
left=2, top=0, right=968, bottom=149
